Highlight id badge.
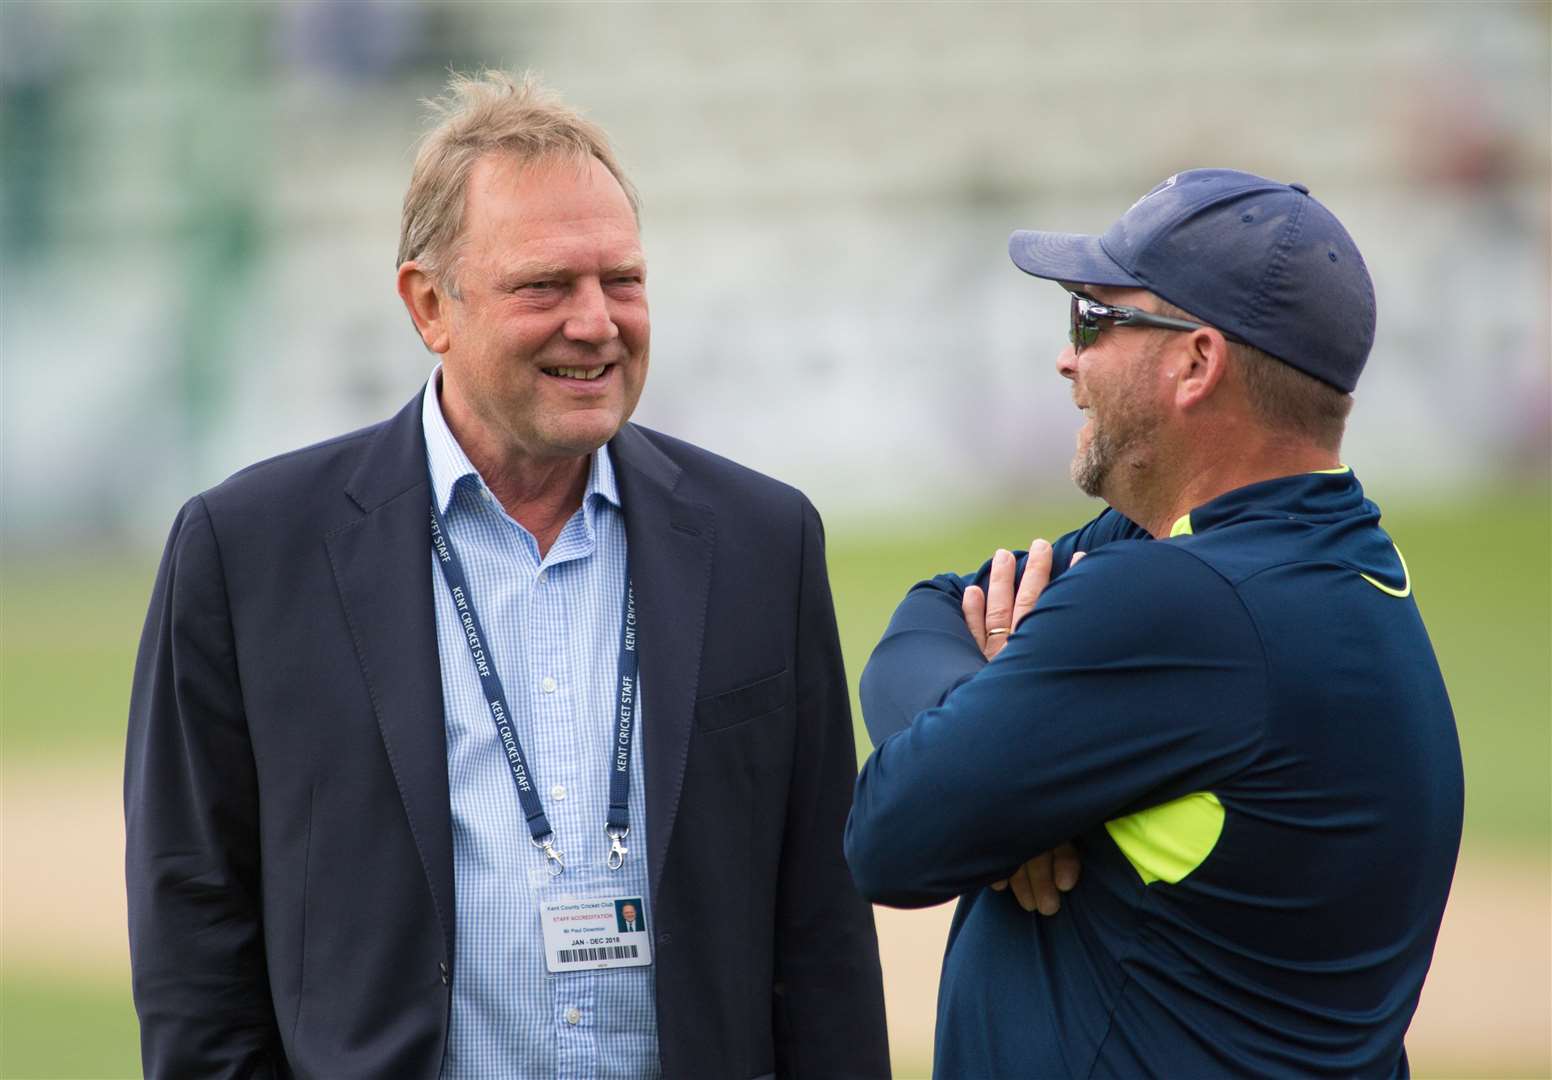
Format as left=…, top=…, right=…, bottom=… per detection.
left=540, top=896, right=654, bottom=973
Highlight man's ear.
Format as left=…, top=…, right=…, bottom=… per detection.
left=1174, top=328, right=1231, bottom=411
left=396, top=262, right=452, bottom=354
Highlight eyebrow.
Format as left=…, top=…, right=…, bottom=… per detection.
left=499, top=261, right=569, bottom=283
left=496, top=256, right=646, bottom=285
left=601, top=256, right=646, bottom=277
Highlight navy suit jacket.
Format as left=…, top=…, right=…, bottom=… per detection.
left=125, top=394, right=889, bottom=1079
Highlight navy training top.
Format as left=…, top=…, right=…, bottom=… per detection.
left=845, top=469, right=1464, bottom=1079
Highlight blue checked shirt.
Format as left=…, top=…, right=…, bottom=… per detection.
left=422, top=371, right=660, bottom=1079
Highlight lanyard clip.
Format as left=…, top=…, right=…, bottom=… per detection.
left=606, top=827, right=629, bottom=871
left=532, top=834, right=565, bottom=877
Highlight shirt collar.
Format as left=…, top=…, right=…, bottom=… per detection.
left=420, top=366, right=621, bottom=517
left=1170, top=465, right=1360, bottom=537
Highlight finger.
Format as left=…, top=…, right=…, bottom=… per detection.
left=1010, top=539, right=1053, bottom=634
left=1053, top=842, right=1082, bottom=892
left=1027, top=850, right=1062, bottom=915
left=984, top=550, right=1015, bottom=657
left=962, top=585, right=987, bottom=655
left=1008, top=860, right=1037, bottom=913
left=989, top=878, right=1008, bottom=891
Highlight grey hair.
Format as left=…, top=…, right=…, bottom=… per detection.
left=397, top=69, right=639, bottom=296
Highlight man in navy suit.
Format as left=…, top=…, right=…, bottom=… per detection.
left=125, top=69, right=888, bottom=1079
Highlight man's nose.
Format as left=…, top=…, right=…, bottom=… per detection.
left=1056, top=344, right=1078, bottom=381
left=562, top=278, right=619, bottom=344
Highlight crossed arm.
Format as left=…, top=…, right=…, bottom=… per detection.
left=963, top=543, right=1086, bottom=913
left=845, top=511, right=1263, bottom=909
left=852, top=510, right=1141, bottom=912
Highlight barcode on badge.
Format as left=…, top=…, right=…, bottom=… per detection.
left=558, top=944, right=640, bottom=963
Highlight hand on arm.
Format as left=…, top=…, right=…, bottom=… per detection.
left=857, top=507, right=1144, bottom=747
left=960, top=541, right=1086, bottom=914
left=846, top=542, right=1265, bottom=909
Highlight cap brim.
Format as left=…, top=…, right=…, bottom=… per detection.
left=1008, top=230, right=1142, bottom=288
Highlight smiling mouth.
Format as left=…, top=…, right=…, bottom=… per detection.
left=541, top=364, right=609, bottom=381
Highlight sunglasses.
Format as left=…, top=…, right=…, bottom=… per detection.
left=1068, top=292, right=1238, bottom=355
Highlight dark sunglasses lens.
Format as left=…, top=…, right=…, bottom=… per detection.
left=1070, top=295, right=1099, bottom=351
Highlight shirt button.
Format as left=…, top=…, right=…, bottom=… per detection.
left=550, top=784, right=566, bottom=800
left=541, top=676, right=557, bottom=693
left=564, top=1007, right=581, bottom=1025
left=537, top=569, right=548, bottom=584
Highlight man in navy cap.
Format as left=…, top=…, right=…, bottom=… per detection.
left=845, top=170, right=1463, bottom=1077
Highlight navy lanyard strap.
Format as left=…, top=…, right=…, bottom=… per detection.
left=430, top=498, right=639, bottom=875
left=607, top=581, right=639, bottom=869
left=430, top=504, right=562, bottom=873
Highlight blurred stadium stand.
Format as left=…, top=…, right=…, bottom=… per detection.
left=1, top=1, right=1547, bottom=543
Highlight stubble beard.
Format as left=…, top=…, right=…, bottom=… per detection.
left=1069, top=381, right=1161, bottom=502
left=1070, top=425, right=1114, bottom=497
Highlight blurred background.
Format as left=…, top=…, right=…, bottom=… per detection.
left=1, top=1, right=1547, bottom=1076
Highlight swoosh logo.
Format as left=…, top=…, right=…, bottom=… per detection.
left=1358, top=543, right=1411, bottom=598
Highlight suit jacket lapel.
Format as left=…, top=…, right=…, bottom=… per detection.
left=318, top=406, right=709, bottom=956
left=610, top=425, right=714, bottom=903
left=325, top=395, right=455, bottom=961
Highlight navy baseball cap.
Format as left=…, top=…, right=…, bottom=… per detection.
left=1009, top=169, right=1375, bottom=392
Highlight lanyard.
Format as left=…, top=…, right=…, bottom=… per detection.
left=609, top=581, right=639, bottom=869
left=430, top=500, right=639, bottom=877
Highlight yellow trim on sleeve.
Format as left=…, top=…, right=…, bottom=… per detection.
left=1169, top=513, right=1193, bottom=537
left=1358, top=543, right=1412, bottom=598
left=1105, top=791, right=1225, bottom=885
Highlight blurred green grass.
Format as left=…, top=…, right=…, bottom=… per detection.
left=0, top=967, right=139, bottom=1078
left=1, top=557, right=158, bottom=760
left=0, top=489, right=1546, bottom=1077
